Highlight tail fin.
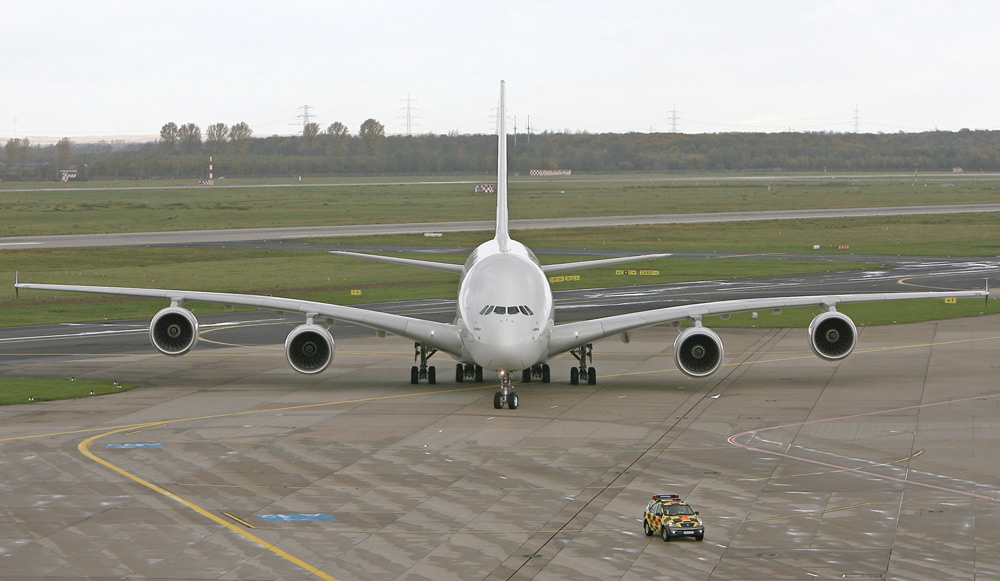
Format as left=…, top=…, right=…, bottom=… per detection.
left=495, top=81, right=510, bottom=252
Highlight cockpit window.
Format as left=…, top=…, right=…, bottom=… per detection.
left=481, top=305, right=535, bottom=316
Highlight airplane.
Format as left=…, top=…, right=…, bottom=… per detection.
left=14, top=82, right=988, bottom=410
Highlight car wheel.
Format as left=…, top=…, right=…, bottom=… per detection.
left=643, top=520, right=653, bottom=537
left=662, top=527, right=671, bottom=542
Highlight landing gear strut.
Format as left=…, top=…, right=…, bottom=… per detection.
left=569, top=343, right=597, bottom=385
left=493, top=370, right=518, bottom=410
left=455, top=363, right=485, bottom=383
left=411, top=342, right=437, bottom=384
left=521, top=363, right=551, bottom=384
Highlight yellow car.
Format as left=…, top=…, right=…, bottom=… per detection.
left=642, top=494, right=705, bottom=541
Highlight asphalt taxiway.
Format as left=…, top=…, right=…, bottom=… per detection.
left=2, top=300, right=1000, bottom=579
left=2, top=224, right=999, bottom=579
left=3, top=203, right=1000, bottom=249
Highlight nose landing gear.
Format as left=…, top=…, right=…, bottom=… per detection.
left=493, top=370, right=518, bottom=410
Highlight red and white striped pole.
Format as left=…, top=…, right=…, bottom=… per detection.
left=209, top=155, right=214, bottom=180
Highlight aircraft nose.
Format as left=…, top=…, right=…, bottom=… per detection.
left=467, top=330, right=547, bottom=371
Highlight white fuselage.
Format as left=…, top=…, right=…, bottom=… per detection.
left=456, top=238, right=554, bottom=373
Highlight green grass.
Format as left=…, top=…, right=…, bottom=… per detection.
left=2, top=174, right=999, bottom=236
left=2, top=174, right=996, bottom=327
left=317, top=212, right=1000, bottom=257
left=1, top=245, right=872, bottom=326
left=699, top=298, right=995, bottom=329
left=0, top=378, right=135, bottom=406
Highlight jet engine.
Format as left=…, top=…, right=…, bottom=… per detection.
left=285, top=323, right=335, bottom=374
left=674, top=326, right=724, bottom=378
left=150, top=306, right=199, bottom=356
left=808, top=311, right=857, bottom=361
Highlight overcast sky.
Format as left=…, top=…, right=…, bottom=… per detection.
left=3, top=0, right=999, bottom=142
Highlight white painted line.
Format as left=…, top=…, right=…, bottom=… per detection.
left=0, top=318, right=285, bottom=343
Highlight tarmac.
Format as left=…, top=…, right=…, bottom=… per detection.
left=2, top=315, right=999, bottom=580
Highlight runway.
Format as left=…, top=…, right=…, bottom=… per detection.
left=2, top=315, right=1000, bottom=580
left=3, top=203, right=1000, bottom=249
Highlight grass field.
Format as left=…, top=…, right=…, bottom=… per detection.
left=1, top=245, right=874, bottom=326
left=2, top=174, right=996, bottom=327
left=313, top=212, right=1000, bottom=257
left=0, top=378, right=134, bottom=406
left=2, top=174, right=999, bottom=237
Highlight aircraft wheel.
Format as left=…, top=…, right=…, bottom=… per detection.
left=542, top=364, right=550, bottom=383
left=587, top=367, right=597, bottom=385
left=475, top=365, right=484, bottom=382
left=493, top=392, right=503, bottom=409
left=570, top=367, right=579, bottom=385
left=456, top=364, right=464, bottom=383
left=410, top=366, right=419, bottom=384
left=522, top=369, right=531, bottom=383
left=428, top=366, right=436, bottom=385
left=508, top=392, right=518, bottom=410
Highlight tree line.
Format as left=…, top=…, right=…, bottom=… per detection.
left=3, top=124, right=1000, bottom=181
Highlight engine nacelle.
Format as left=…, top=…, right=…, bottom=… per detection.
left=284, top=324, right=335, bottom=374
left=808, top=311, right=857, bottom=361
left=150, top=306, right=199, bottom=356
left=674, top=326, right=724, bottom=378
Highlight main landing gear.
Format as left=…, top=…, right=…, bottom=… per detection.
left=493, top=370, right=518, bottom=410
left=569, top=343, right=597, bottom=385
left=411, top=342, right=438, bottom=384
left=521, top=364, right=551, bottom=384
left=455, top=363, right=485, bottom=383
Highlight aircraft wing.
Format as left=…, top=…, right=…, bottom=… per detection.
left=331, top=250, right=671, bottom=275
left=541, top=253, right=672, bottom=275
left=331, top=250, right=465, bottom=273
left=547, top=290, right=987, bottom=356
left=13, top=281, right=464, bottom=356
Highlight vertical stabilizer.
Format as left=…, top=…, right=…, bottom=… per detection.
left=495, top=81, right=511, bottom=252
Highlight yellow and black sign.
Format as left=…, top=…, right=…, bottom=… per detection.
left=616, top=269, right=659, bottom=276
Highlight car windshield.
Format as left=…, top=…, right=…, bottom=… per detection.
left=665, top=504, right=695, bottom=516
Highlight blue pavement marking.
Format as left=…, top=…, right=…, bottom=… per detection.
left=105, top=443, right=163, bottom=449
left=256, top=513, right=338, bottom=523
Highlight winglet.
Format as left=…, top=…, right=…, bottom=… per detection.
left=495, top=80, right=510, bottom=252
